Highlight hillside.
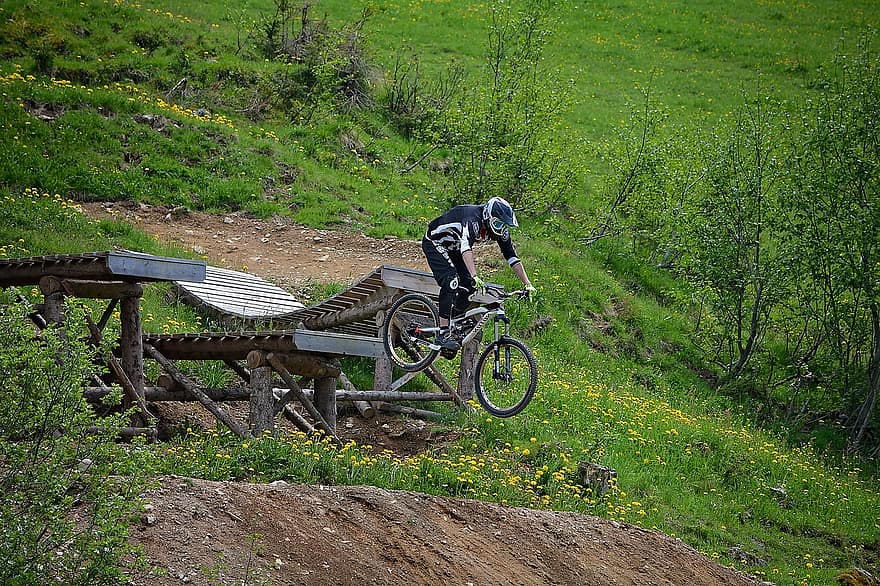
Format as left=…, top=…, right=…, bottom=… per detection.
left=80, top=202, right=764, bottom=585
left=2, top=0, right=880, bottom=584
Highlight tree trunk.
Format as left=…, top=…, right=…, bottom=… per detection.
left=851, top=302, right=880, bottom=450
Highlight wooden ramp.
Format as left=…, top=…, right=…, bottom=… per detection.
left=165, top=264, right=492, bottom=431
left=173, top=265, right=304, bottom=322
left=283, top=264, right=497, bottom=336
left=0, top=250, right=206, bottom=286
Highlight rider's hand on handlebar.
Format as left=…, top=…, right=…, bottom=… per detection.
left=472, top=274, right=486, bottom=293
left=525, top=283, right=537, bottom=301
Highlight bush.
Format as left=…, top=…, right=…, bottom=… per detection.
left=0, top=293, right=145, bottom=585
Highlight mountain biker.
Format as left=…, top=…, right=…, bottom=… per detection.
left=422, top=196, right=536, bottom=350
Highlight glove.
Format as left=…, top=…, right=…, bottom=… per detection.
left=525, top=283, right=537, bottom=300
left=472, top=274, right=486, bottom=292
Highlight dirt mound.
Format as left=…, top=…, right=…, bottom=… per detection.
left=128, top=476, right=764, bottom=586
left=82, top=203, right=765, bottom=585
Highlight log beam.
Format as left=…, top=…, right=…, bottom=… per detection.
left=266, top=352, right=341, bottom=445
left=272, top=389, right=317, bottom=435
left=338, top=371, right=375, bottom=419
left=39, top=276, right=143, bottom=299
left=247, top=350, right=340, bottom=379
left=85, top=386, right=251, bottom=402
left=302, top=288, right=397, bottom=331
left=144, top=344, right=248, bottom=437
left=375, top=402, right=443, bottom=421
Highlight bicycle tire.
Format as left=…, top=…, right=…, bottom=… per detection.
left=474, top=336, right=537, bottom=417
left=382, top=293, right=440, bottom=372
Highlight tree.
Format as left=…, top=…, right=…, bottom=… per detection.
left=678, top=90, right=789, bottom=383
left=0, top=294, right=143, bottom=584
left=443, top=0, right=576, bottom=215
left=785, top=31, right=880, bottom=452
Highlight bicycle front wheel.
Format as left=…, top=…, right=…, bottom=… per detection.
left=382, top=293, right=440, bottom=372
left=474, top=337, right=537, bottom=417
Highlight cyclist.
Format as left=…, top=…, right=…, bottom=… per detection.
left=422, top=196, right=536, bottom=350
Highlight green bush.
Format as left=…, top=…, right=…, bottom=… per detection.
left=0, top=293, right=145, bottom=585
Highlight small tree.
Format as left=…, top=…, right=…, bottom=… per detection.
left=677, top=90, right=790, bottom=384
left=258, top=1, right=376, bottom=121
left=442, top=0, right=576, bottom=214
left=785, top=30, right=880, bottom=452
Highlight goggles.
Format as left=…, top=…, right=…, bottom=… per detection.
left=490, top=217, right=507, bottom=233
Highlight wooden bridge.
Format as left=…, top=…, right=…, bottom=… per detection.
left=0, top=252, right=487, bottom=442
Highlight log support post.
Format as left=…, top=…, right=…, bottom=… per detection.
left=373, top=310, right=393, bottom=392
left=120, top=293, right=146, bottom=427
left=41, top=290, right=66, bottom=325
left=248, top=356, right=274, bottom=437
left=313, top=376, right=337, bottom=434
left=457, top=329, right=483, bottom=401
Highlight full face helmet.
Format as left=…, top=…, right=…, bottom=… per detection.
left=483, top=197, right=519, bottom=237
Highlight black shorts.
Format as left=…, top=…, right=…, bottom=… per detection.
left=422, top=237, right=475, bottom=319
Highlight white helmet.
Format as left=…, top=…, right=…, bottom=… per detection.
left=483, top=197, right=518, bottom=237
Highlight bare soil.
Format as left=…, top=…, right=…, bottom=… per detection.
left=84, top=201, right=427, bottom=293
left=84, top=203, right=767, bottom=586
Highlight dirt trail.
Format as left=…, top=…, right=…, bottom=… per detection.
left=84, top=202, right=427, bottom=292
left=82, top=203, right=766, bottom=586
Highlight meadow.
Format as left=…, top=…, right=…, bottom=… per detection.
left=1, top=1, right=879, bottom=584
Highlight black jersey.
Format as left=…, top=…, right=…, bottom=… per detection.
left=425, top=205, right=520, bottom=267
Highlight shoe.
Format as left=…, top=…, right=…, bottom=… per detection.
left=436, top=330, right=461, bottom=351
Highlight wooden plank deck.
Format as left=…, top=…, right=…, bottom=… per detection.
left=0, top=250, right=206, bottom=287
left=143, top=329, right=383, bottom=361
left=173, top=265, right=304, bottom=320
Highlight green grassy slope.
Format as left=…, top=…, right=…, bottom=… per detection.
left=1, top=1, right=879, bottom=584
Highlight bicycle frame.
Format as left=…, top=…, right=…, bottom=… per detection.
left=414, top=292, right=514, bottom=352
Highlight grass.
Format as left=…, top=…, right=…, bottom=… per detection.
left=1, top=0, right=880, bottom=584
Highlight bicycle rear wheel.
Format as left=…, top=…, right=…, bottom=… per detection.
left=474, top=337, right=537, bottom=417
left=382, top=293, right=440, bottom=372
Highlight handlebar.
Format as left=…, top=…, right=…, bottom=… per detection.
left=483, top=286, right=531, bottom=301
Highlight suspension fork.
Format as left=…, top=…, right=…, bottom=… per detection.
left=492, top=312, right=512, bottom=380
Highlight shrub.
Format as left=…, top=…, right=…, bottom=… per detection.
left=0, top=293, right=145, bottom=585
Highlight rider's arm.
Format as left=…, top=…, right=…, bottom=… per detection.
left=512, top=261, right=533, bottom=289
left=462, top=249, right=478, bottom=279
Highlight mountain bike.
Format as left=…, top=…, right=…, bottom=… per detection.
left=381, top=287, right=538, bottom=417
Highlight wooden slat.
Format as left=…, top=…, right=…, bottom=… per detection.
left=144, top=330, right=299, bottom=361
left=380, top=265, right=440, bottom=295
left=106, top=251, right=206, bottom=282
left=291, top=330, right=384, bottom=358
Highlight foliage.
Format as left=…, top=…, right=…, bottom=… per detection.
left=257, top=0, right=376, bottom=121
left=382, top=52, right=463, bottom=140
left=439, top=0, right=578, bottom=215
left=783, top=30, right=880, bottom=452
left=586, top=34, right=880, bottom=455
left=678, top=90, right=790, bottom=383
left=0, top=293, right=145, bottom=585
left=114, top=356, right=880, bottom=585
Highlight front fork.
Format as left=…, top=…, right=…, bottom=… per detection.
left=492, top=313, right=512, bottom=382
